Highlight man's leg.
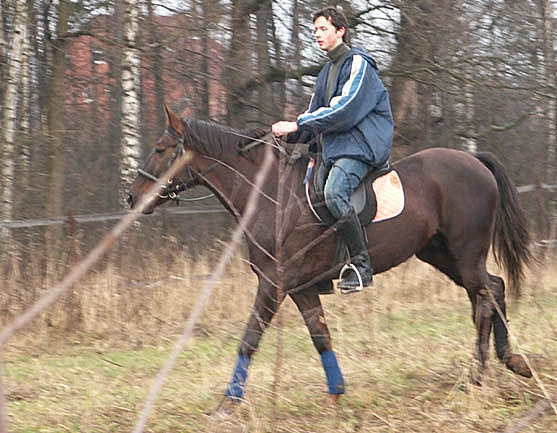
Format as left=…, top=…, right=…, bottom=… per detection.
left=324, top=158, right=373, bottom=293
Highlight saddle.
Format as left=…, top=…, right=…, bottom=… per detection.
left=305, top=153, right=404, bottom=227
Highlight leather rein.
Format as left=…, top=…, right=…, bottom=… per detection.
left=136, top=127, right=277, bottom=203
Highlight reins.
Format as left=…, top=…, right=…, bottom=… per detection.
left=137, top=127, right=283, bottom=203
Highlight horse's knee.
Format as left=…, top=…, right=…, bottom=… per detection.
left=239, top=317, right=267, bottom=357
left=239, top=329, right=261, bottom=357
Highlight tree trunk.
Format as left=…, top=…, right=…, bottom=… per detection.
left=541, top=0, right=555, bottom=241
left=0, top=0, right=6, bottom=83
left=1, top=0, right=28, bottom=247
left=541, top=0, right=555, bottom=183
left=389, top=0, right=446, bottom=153
left=225, top=0, right=252, bottom=127
left=255, top=0, right=272, bottom=125
left=18, top=5, right=32, bottom=181
left=120, top=0, right=142, bottom=202
left=460, top=6, right=477, bottom=153
left=44, top=0, right=69, bottom=274
left=195, top=0, right=212, bottom=119
left=107, top=3, right=124, bottom=211
left=290, top=0, right=305, bottom=115
left=147, top=0, right=165, bottom=130
left=269, top=5, right=286, bottom=119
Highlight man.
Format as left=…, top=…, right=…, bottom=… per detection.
left=272, top=7, right=394, bottom=294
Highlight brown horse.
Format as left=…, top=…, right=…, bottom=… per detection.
left=127, top=106, right=533, bottom=412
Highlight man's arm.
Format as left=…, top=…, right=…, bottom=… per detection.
left=297, top=55, right=383, bottom=134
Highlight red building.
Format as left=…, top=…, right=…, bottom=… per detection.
left=65, top=13, right=227, bottom=138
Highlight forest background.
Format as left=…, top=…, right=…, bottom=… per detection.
left=0, top=1, right=556, bottom=432
left=1, top=0, right=555, bottom=266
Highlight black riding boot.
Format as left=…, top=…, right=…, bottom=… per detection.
left=336, top=207, right=373, bottom=294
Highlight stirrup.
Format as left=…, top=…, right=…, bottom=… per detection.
left=338, top=263, right=364, bottom=293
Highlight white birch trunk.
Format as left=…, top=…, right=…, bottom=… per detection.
left=463, top=69, right=477, bottom=153
left=19, top=9, right=32, bottom=178
left=0, top=2, right=6, bottom=63
left=120, top=0, right=142, bottom=200
left=460, top=3, right=477, bottom=153
left=543, top=0, right=555, bottom=181
left=542, top=0, right=556, bottom=246
left=1, top=0, right=27, bottom=242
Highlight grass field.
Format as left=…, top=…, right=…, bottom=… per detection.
left=2, top=253, right=556, bottom=432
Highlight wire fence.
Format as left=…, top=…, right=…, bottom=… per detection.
left=0, top=183, right=555, bottom=230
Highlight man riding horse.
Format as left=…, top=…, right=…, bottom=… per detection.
left=272, top=6, right=394, bottom=294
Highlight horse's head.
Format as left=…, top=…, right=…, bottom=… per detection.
left=127, top=106, right=197, bottom=214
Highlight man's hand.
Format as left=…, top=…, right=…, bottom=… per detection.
left=272, top=121, right=298, bottom=138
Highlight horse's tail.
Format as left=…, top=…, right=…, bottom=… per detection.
left=474, top=152, right=533, bottom=296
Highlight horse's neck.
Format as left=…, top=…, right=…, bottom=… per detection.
left=196, top=149, right=277, bottom=219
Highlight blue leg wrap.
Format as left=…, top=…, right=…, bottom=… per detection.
left=320, top=350, right=345, bottom=394
left=225, top=355, right=251, bottom=400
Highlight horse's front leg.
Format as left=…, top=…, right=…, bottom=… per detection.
left=290, top=288, right=345, bottom=404
left=216, top=280, right=282, bottom=413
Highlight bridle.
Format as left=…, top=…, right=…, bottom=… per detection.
left=136, top=126, right=282, bottom=202
left=137, top=127, right=218, bottom=202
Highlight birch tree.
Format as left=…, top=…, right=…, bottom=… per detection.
left=0, top=0, right=6, bottom=78
left=540, top=0, right=556, bottom=240
left=18, top=5, right=32, bottom=181
left=120, top=0, right=142, bottom=200
left=1, top=0, right=28, bottom=245
left=541, top=0, right=555, bottom=183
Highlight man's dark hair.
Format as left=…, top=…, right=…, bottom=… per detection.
left=312, top=6, right=351, bottom=45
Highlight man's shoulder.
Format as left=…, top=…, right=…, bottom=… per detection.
left=344, top=46, right=378, bottom=70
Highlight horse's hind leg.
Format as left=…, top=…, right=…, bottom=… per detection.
left=290, top=289, right=345, bottom=404
left=467, top=279, right=493, bottom=384
left=489, top=274, right=532, bottom=377
left=465, top=270, right=533, bottom=382
left=417, top=233, right=532, bottom=380
left=417, top=236, right=500, bottom=382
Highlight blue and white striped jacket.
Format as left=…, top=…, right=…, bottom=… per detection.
left=296, top=46, right=394, bottom=167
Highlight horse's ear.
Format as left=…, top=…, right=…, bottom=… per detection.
left=164, top=104, right=184, bottom=134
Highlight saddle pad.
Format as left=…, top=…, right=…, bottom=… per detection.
left=372, top=170, right=404, bottom=222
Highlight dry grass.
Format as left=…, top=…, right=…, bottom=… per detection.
left=1, top=246, right=556, bottom=432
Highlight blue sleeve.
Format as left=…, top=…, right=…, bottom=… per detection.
left=296, top=55, right=382, bottom=134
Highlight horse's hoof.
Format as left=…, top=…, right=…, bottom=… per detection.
left=469, top=359, right=484, bottom=386
left=210, top=397, right=240, bottom=420
left=325, top=393, right=341, bottom=407
left=506, top=354, right=532, bottom=378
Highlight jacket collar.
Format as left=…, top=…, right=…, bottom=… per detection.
left=327, top=43, right=350, bottom=64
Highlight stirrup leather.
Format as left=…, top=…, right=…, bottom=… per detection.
left=338, top=263, right=364, bottom=292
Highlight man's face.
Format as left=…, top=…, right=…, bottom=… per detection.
left=313, top=16, right=345, bottom=52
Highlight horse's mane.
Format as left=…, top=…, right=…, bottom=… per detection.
left=183, top=118, right=268, bottom=159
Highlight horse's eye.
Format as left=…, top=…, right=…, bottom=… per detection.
left=155, top=146, right=165, bottom=153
